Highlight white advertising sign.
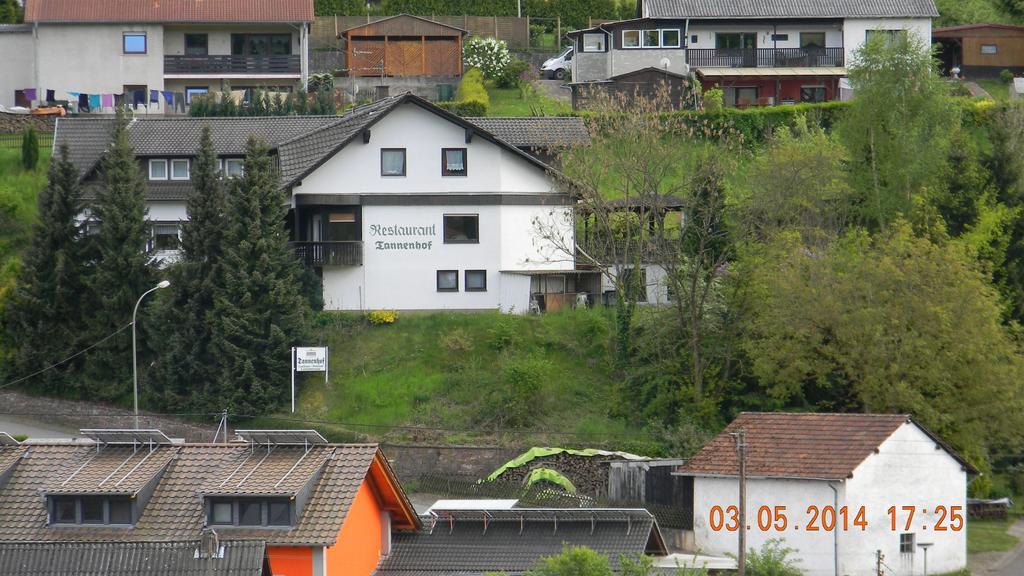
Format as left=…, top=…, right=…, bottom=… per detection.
left=294, top=347, right=328, bottom=372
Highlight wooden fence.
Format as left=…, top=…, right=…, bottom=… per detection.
left=0, top=132, right=54, bottom=149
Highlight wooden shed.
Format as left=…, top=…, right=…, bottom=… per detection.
left=341, top=14, right=466, bottom=78
left=935, top=23, right=1024, bottom=77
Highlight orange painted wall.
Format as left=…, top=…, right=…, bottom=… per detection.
left=325, top=479, right=385, bottom=576
left=268, top=545, right=314, bottom=576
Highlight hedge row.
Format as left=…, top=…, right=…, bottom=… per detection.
left=314, top=0, right=632, bottom=30
left=437, top=68, right=490, bottom=116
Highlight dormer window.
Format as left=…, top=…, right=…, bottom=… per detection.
left=206, top=497, right=294, bottom=527
left=149, top=159, right=168, bottom=180
left=170, top=159, right=190, bottom=180
left=224, top=158, right=245, bottom=178
left=49, top=495, right=135, bottom=525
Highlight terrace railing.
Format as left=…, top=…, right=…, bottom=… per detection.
left=290, top=241, right=363, bottom=267
left=686, top=47, right=844, bottom=68
left=164, top=55, right=301, bottom=76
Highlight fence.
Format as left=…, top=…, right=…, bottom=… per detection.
left=0, top=132, right=54, bottom=149
left=312, top=14, right=614, bottom=51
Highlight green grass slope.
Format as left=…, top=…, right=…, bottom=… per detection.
left=0, top=148, right=49, bottom=300
left=255, top=310, right=650, bottom=449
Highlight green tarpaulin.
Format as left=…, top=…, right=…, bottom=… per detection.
left=525, top=468, right=577, bottom=493
left=483, top=446, right=644, bottom=482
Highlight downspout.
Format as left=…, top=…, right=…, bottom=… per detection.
left=683, top=19, right=690, bottom=70
left=33, top=21, right=39, bottom=107
left=301, top=22, right=310, bottom=90
left=828, top=482, right=839, bottom=576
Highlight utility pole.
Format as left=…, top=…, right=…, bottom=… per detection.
left=876, top=550, right=883, bottom=576
left=731, top=430, right=747, bottom=576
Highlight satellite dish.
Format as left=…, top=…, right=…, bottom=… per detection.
left=660, top=57, right=671, bottom=69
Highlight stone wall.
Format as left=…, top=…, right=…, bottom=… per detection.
left=381, top=442, right=522, bottom=481
left=0, top=113, right=56, bottom=135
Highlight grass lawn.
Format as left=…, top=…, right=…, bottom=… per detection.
left=968, top=517, right=1019, bottom=554
left=486, top=85, right=571, bottom=116
left=0, top=147, right=50, bottom=299
left=247, top=309, right=654, bottom=450
left=975, top=77, right=1011, bottom=102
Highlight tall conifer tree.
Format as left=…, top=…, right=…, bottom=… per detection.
left=3, top=143, right=86, bottom=394
left=81, top=114, right=155, bottom=400
left=150, top=126, right=227, bottom=410
left=210, top=136, right=309, bottom=414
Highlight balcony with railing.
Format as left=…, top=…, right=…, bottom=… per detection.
left=164, top=55, right=301, bottom=76
left=291, top=241, right=363, bottom=267
left=686, top=47, right=844, bottom=69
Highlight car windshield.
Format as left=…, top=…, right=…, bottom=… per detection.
left=559, top=47, right=572, bottom=59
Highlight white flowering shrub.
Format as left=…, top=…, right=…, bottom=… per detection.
left=462, top=36, right=512, bottom=81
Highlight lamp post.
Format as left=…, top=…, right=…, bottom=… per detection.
left=133, top=280, right=170, bottom=429
left=917, top=542, right=933, bottom=576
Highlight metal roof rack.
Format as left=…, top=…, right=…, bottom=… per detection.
left=235, top=429, right=327, bottom=448
left=80, top=429, right=173, bottom=452
left=0, top=432, right=21, bottom=446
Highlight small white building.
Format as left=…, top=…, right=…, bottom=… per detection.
left=54, top=94, right=592, bottom=313
left=676, top=412, right=973, bottom=576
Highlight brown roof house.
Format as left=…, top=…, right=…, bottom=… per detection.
left=675, top=413, right=973, bottom=576
left=934, top=24, right=1024, bottom=77
left=0, top=429, right=419, bottom=576
left=0, top=0, right=314, bottom=112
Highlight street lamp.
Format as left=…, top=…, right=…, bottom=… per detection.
left=918, top=542, right=933, bottom=576
left=133, top=280, right=170, bottom=429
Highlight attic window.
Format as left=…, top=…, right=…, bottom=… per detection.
left=206, top=497, right=294, bottom=527
left=982, top=44, right=998, bottom=54
left=582, top=33, right=605, bottom=52
left=149, top=159, right=168, bottom=180
left=49, top=495, right=135, bottom=525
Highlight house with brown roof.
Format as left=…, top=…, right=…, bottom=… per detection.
left=675, top=413, right=973, bottom=576
left=0, top=429, right=420, bottom=576
left=0, top=0, right=313, bottom=112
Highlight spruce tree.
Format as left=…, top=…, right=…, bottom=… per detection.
left=21, top=128, right=38, bottom=171
left=3, top=143, right=86, bottom=394
left=149, top=126, right=227, bottom=411
left=81, top=114, right=155, bottom=401
left=211, top=136, right=309, bottom=414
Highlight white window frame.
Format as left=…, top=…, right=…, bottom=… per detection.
left=661, top=29, right=681, bottom=48
left=622, top=30, right=641, bottom=49
left=224, top=158, right=244, bottom=178
left=170, top=159, right=190, bottom=180
left=582, top=32, right=606, bottom=52
left=981, top=44, right=998, bottom=54
left=641, top=29, right=661, bottom=48
left=148, top=159, right=168, bottom=180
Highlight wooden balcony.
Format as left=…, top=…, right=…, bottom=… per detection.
left=686, top=47, right=844, bottom=68
left=164, top=55, right=301, bottom=76
left=291, top=241, right=363, bottom=267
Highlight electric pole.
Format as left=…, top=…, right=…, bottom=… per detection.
left=731, top=429, right=747, bottom=576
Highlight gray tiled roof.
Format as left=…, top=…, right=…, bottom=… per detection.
left=0, top=540, right=268, bottom=576
left=376, top=509, right=663, bottom=575
left=0, top=442, right=403, bottom=546
left=461, top=117, right=590, bottom=148
left=642, top=0, right=939, bottom=19
left=54, top=94, right=563, bottom=202
left=0, top=24, right=32, bottom=33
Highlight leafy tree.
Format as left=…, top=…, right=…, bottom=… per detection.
left=21, top=128, right=38, bottom=171
left=744, top=539, right=802, bottom=576
left=0, top=0, right=22, bottom=23
left=149, top=126, right=228, bottom=411
left=80, top=115, right=155, bottom=400
left=210, top=136, right=310, bottom=414
left=742, top=223, right=1024, bottom=462
left=989, top=102, right=1024, bottom=322
left=529, top=546, right=613, bottom=576
left=838, top=32, right=957, bottom=230
left=3, top=144, right=86, bottom=394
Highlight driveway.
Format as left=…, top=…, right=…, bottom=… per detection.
left=535, top=79, right=571, bottom=103
left=973, top=518, right=1024, bottom=576
left=0, top=413, right=74, bottom=439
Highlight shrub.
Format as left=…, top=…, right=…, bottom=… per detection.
left=435, top=99, right=488, bottom=116
left=463, top=36, right=511, bottom=81
left=1001, top=69, right=1015, bottom=84
left=367, top=309, right=398, bottom=325
left=453, top=68, right=490, bottom=115
left=495, top=57, right=529, bottom=89
left=744, top=539, right=802, bottom=576
left=20, top=127, right=38, bottom=171
left=702, top=87, right=724, bottom=113
left=501, top=355, right=550, bottom=427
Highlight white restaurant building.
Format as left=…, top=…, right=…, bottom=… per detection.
left=54, top=94, right=593, bottom=312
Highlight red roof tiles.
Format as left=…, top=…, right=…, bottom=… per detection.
left=25, top=0, right=313, bottom=24
left=676, top=412, right=913, bottom=480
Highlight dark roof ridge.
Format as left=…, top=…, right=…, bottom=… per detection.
left=273, top=95, right=404, bottom=149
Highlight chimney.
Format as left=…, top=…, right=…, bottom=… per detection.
left=198, top=528, right=221, bottom=559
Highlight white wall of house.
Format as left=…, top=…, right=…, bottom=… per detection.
left=298, top=103, right=555, bottom=195
left=33, top=24, right=167, bottom=113
left=841, top=423, right=967, bottom=576
left=692, top=476, right=843, bottom=574
left=691, top=423, right=967, bottom=576
left=0, top=30, right=35, bottom=107
left=686, top=23, right=844, bottom=50
left=600, top=264, right=671, bottom=305
left=842, top=18, right=933, bottom=64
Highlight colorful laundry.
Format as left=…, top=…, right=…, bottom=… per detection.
left=101, top=93, right=113, bottom=108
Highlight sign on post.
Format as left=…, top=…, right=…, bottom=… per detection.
left=291, top=347, right=329, bottom=413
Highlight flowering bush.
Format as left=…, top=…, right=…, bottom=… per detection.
left=367, top=310, right=398, bottom=325
left=463, top=36, right=512, bottom=81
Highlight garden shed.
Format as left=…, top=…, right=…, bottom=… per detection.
left=342, top=14, right=466, bottom=77
left=935, top=23, right=1024, bottom=77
